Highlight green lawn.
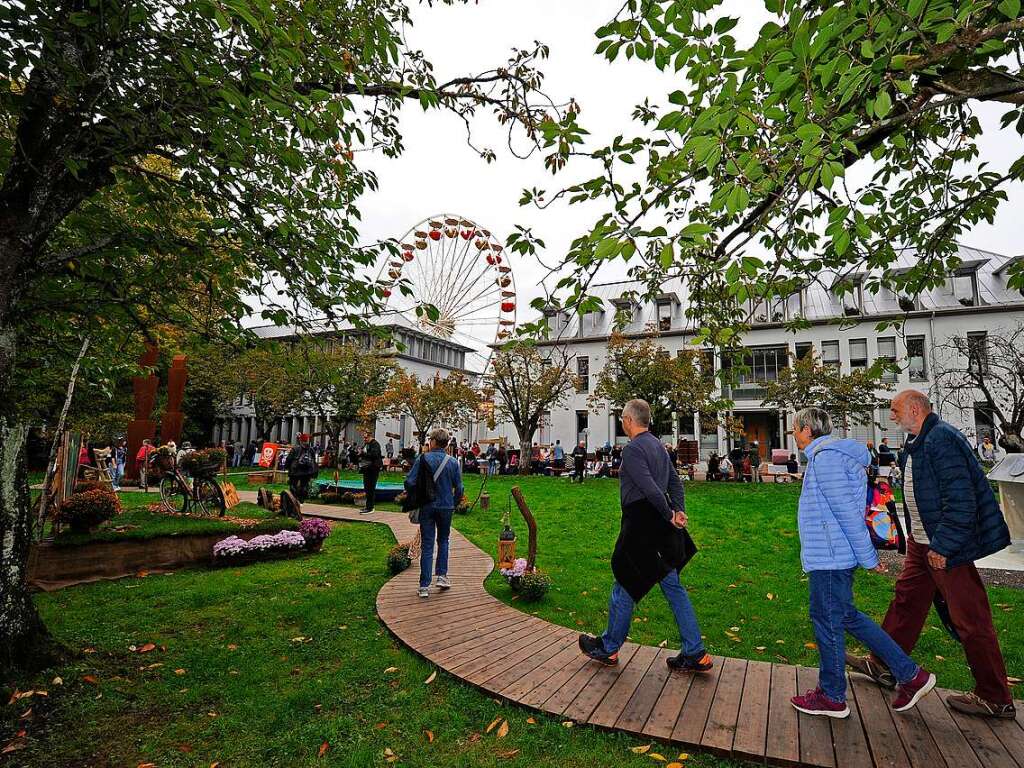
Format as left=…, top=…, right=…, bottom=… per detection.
left=4, top=477, right=1020, bottom=766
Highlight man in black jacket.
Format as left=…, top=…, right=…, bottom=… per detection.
left=847, top=390, right=1014, bottom=719
left=578, top=399, right=710, bottom=672
left=359, top=428, right=384, bottom=514
left=571, top=441, right=587, bottom=483
left=284, top=433, right=319, bottom=502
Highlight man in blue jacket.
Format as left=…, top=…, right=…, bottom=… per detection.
left=405, top=428, right=464, bottom=599
left=847, top=390, right=1015, bottom=718
left=791, top=407, right=935, bottom=718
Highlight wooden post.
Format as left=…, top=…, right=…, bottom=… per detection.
left=510, top=486, right=537, bottom=572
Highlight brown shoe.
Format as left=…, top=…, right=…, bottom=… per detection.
left=845, top=653, right=896, bottom=689
left=947, top=692, right=1017, bottom=719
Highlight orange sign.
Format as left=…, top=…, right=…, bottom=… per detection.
left=258, top=442, right=280, bottom=468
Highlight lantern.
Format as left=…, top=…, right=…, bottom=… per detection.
left=497, top=508, right=516, bottom=570
left=444, top=227, right=458, bottom=238
left=501, top=301, right=515, bottom=313
left=429, top=230, right=442, bottom=241
left=461, top=229, right=475, bottom=240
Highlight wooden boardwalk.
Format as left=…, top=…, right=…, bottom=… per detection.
left=298, top=501, right=1024, bottom=768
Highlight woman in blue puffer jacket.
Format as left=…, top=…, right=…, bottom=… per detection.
left=790, top=407, right=935, bottom=719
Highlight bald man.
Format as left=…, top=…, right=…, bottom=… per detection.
left=847, top=390, right=1014, bottom=718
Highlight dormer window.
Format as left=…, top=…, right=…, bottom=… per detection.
left=832, top=274, right=865, bottom=317
left=610, top=296, right=640, bottom=328
left=947, top=259, right=987, bottom=307
left=993, top=254, right=1024, bottom=297
left=655, top=292, right=680, bottom=331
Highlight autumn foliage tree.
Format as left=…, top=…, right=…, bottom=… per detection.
left=488, top=342, right=577, bottom=474
left=761, top=350, right=897, bottom=432
left=362, top=371, right=479, bottom=447
left=297, top=338, right=398, bottom=455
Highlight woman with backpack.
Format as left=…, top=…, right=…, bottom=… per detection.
left=404, top=428, right=464, bottom=598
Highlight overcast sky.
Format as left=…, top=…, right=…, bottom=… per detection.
left=354, top=0, right=1023, bottom=346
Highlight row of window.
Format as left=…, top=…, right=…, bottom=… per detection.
left=568, top=331, right=990, bottom=398
left=392, top=331, right=466, bottom=369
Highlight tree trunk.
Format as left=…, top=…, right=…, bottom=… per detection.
left=0, top=317, right=60, bottom=676
left=518, top=428, right=531, bottom=476
left=999, top=430, right=1023, bottom=454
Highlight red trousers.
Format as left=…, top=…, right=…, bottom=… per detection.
left=874, top=539, right=1011, bottom=705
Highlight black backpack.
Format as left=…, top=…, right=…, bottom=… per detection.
left=293, top=447, right=317, bottom=476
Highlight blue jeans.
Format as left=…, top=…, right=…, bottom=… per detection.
left=808, top=569, right=919, bottom=702
left=601, top=571, right=704, bottom=658
left=487, top=458, right=498, bottom=475
left=419, top=506, right=453, bottom=589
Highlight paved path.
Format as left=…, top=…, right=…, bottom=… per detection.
left=251, top=492, right=1024, bottom=767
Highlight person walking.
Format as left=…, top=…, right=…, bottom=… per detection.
left=285, top=433, right=319, bottom=503
left=112, top=439, right=126, bottom=491
left=791, top=406, right=935, bottom=718
left=405, top=428, right=464, bottom=598
left=847, top=391, right=1015, bottom=719
left=553, top=439, right=566, bottom=469
left=749, top=442, right=762, bottom=483
left=135, top=439, right=154, bottom=491
left=571, top=441, right=587, bottom=483
left=386, top=439, right=395, bottom=461
left=485, top=443, right=498, bottom=476
left=359, top=428, right=384, bottom=514
left=578, top=399, right=711, bottom=672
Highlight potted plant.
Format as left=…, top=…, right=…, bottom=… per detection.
left=59, top=487, right=121, bottom=534
left=387, top=543, right=412, bottom=574
left=179, top=447, right=227, bottom=477
left=212, top=529, right=308, bottom=566
left=299, top=518, right=331, bottom=552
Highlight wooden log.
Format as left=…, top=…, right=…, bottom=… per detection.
left=510, top=486, right=538, bottom=571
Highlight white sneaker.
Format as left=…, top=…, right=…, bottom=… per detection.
left=436, top=575, right=451, bottom=590
left=417, top=587, right=429, bottom=598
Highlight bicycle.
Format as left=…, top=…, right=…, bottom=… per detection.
left=159, top=456, right=226, bottom=516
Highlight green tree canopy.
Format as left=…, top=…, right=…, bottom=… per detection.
left=527, top=1, right=1024, bottom=341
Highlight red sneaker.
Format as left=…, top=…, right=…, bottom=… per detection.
left=892, top=668, right=935, bottom=712
left=790, top=688, right=850, bottom=719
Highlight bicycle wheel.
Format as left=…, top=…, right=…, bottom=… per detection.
left=159, top=475, right=188, bottom=513
left=195, top=477, right=226, bottom=517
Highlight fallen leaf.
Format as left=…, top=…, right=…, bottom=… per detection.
left=730, top=626, right=740, bottom=632
left=486, top=716, right=503, bottom=733
left=83, top=647, right=96, bottom=654
left=1007, top=676, right=1021, bottom=685
left=658, top=640, right=668, bottom=648
left=424, top=671, right=437, bottom=684
left=18, top=708, right=32, bottom=720
left=174, top=669, right=186, bottom=676
left=178, top=743, right=193, bottom=753
left=227, top=644, right=238, bottom=651
left=467, top=732, right=482, bottom=743
left=137, top=764, right=156, bottom=768
left=82, top=675, right=98, bottom=685
left=497, top=749, right=520, bottom=758
left=776, top=639, right=785, bottom=644
left=138, top=643, right=156, bottom=654
left=211, top=763, right=220, bottom=768
left=318, top=741, right=329, bottom=757
left=526, top=717, right=536, bottom=724
left=384, top=666, right=399, bottom=674
left=766, top=593, right=775, bottom=600
left=677, top=754, right=690, bottom=760
left=51, top=676, right=63, bottom=686
left=2, top=738, right=28, bottom=755
left=755, top=646, right=767, bottom=652
left=424, top=730, right=434, bottom=743
left=668, top=763, right=684, bottom=768
left=562, top=720, right=574, bottom=728
left=496, top=719, right=509, bottom=739
left=935, top=655, right=945, bottom=661
left=375, top=722, right=388, bottom=730
left=649, top=754, right=667, bottom=762
left=804, top=642, right=817, bottom=650
left=630, top=744, right=652, bottom=754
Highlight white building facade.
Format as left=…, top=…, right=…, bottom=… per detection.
left=532, top=244, right=1024, bottom=459
left=210, top=316, right=489, bottom=450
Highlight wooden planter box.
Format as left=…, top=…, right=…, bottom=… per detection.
left=27, top=530, right=291, bottom=591
left=247, top=471, right=277, bottom=484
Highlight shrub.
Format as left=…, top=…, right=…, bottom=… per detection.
left=299, top=518, right=331, bottom=544
left=73, top=480, right=107, bottom=494
left=387, top=543, right=412, bottom=574
left=59, top=488, right=121, bottom=533
left=518, top=570, right=551, bottom=602
left=319, top=490, right=342, bottom=504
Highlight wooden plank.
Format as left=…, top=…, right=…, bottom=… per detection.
left=588, top=645, right=659, bottom=727
left=520, top=652, right=593, bottom=709
left=562, top=644, right=641, bottom=722
left=987, top=716, right=1024, bottom=768
left=765, top=663, right=801, bottom=765
left=644, top=665, right=695, bottom=739
left=614, top=648, right=673, bottom=735
left=913, top=690, right=982, bottom=768
left=831, top=674, right=873, bottom=768
left=732, top=660, right=772, bottom=760
left=446, top=622, right=558, bottom=676
left=435, top=619, right=547, bottom=668
left=938, top=689, right=1018, bottom=768
left=500, top=641, right=584, bottom=701
left=671, top=656, right=725, bottom=746
left=698, top=656, right=745, bottom=753
left=481, top=632, right=578, bottom=694
left=399, top=612, right=526, bottom=656
left=795, top=666, right=836, bottom=768
left=466, top=626, right=573, bottom=688
left=892, top=697, right=948, bottom=768
left=849, top=675, right=910, bottom=768
left=544, top=646, right=639, bottom=716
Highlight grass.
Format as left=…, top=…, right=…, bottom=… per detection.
left=50, top=493, right=297, bottom=547
left=4, top=476, right=1020, bottom=767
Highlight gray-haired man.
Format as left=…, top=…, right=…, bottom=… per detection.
left=579, top=399, right=711, bottom=672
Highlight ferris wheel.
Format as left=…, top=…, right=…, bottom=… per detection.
left=375, top=214, right=517, bottom=372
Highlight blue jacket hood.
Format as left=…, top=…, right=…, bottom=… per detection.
left=811, top=436, right=870, bottom=468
